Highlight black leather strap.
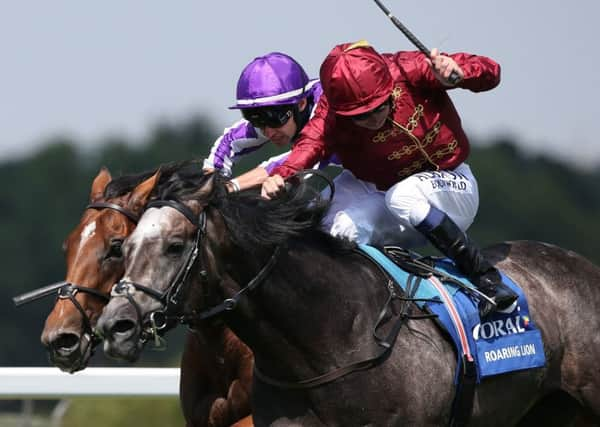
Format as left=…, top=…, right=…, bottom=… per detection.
left=86, top=202, right=139, bottom=224
left=147, top=199, right=199, bottom=227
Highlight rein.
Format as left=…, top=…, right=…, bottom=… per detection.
left=12, top=202, right=138, bottom=309
left=12, top=202, right=139, bottom=365
left=108, top=199, right=206, bottom=344
left=110, top=169, right=334, bottom=343
left=118, top=172, right=437, bottom=389
left=253, top=247, right=439, bottom=390
left=110, top=197, right=283, bottom=345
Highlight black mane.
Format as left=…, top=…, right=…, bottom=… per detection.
left=158, top=168, right=335, bottom=251
left=104, top=160, right=203, bottom=199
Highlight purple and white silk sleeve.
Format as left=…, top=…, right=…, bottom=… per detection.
left=203, top=119, right=270, bottom=177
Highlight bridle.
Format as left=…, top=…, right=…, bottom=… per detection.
left=109, top=169, right=335, bottom=344
left=109, top=199, right=207, bottom=345
left=110, top=197, right=282, bottom=346
left=12, top=201, right=139, bottom=368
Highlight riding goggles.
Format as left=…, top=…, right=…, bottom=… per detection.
left=350, top=98, right=390, bottom=122
left=242, top=106, right=293, bottom=129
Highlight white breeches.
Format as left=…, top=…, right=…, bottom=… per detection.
left=321, top=163, right=479, bottom=248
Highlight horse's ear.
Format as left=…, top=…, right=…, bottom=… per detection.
left=127, top=169, right=162, bottom=214
left=90, top=167, right=112, bottom=202
left=189, top=172, right=217, bottom=201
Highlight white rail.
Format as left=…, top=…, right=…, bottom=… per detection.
left=0, top=367, right=180, bottom=398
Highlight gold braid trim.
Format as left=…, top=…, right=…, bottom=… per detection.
left=368, top=87, right=457, bottom=178
left=386, top=106, right=441, bottom=170
left=387, top=122, right=441, bottom=160
left=396, top=140, right=458, bottom=178
left=373, top=103, right=424, bottom=144
left=372, top=85, right=404, bottom=144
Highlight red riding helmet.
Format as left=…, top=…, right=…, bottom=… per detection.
left=319, top=40, right=393, bottom=116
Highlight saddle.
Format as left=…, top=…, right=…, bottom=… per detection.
left=358, top=244, right=546, bottom=427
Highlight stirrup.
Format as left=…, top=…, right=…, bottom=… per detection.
left=478, top=299, right=497, bottom=318
left=495, top=290, right=518, bottom=310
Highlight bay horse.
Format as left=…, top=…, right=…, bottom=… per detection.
left=96, top=168, right=600, bottom=426
left=37, top=163, right=254, bottom=427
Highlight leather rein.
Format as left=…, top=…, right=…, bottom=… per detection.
left=12, top=202, right=139, bottom=362
left=109, top=173, right=440, bottom=390
left=253, top=248, right=439, bottom=389
left=109, top=198, right=282, bottom=347
left=109, top=169, right=334, bottom=344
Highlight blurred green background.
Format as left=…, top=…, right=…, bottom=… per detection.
left=1, top=114, right=599, bottom=425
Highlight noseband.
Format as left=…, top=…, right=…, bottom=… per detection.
left=110, top=199, right=206, bottom=344
left=12, top=202, right=139, bottom=366
left=110, top=198, right=281, bottom=345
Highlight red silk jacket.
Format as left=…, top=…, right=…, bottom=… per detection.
left=271, top=51, right=501, bottom=191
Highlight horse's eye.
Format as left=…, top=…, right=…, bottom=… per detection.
left=166, top=242, right=185, bottom=257
left=106, top=239, right=124, bottom=260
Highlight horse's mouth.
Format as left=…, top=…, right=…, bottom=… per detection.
left=48, top=334, right=95, bottom=373
left=102, top=329, right=144, bottom=362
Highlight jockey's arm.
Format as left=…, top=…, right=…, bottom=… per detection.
left=261, top=174, right=286, bottom=199
left=261, top=96, right=331, bottom=199
left=225, top=166, right=269, bottom=193
left=395, top=49, right=500, bottom=92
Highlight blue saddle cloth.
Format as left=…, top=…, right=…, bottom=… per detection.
left=359, top=244, right=546, bottom=382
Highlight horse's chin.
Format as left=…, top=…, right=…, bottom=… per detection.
left=50, top=354, right=86, bottom=373
left=48, top=334, right=95, bottom=374
left=102, top=335, right=144, bottom=362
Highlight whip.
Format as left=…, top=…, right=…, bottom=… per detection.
left=372, top=0, right=460, bottom=85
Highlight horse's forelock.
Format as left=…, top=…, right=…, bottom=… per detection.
left=159, top=168, right=223, bottom=202
left=103, top=160, right=203, bottom=199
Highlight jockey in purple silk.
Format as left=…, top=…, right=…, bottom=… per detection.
left=203, top=52, right=334, bottom=192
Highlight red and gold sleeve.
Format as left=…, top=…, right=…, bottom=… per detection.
left=270, top=96, right=332, bottom=178
left=390, top=50, right=501, bottom=92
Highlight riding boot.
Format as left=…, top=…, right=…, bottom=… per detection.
left=415, top=206, right=518, bottom=317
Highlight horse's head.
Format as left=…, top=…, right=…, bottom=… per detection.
left=97, top=169, right=330, bottom=363
left=40, top=168, right=159, bottom=372
left=97, top=171, right=224, bottom=362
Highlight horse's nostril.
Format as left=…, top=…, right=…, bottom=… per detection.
left=112, top=319, right=136, bottom=335
left=52, top=333, right=80, bottom=353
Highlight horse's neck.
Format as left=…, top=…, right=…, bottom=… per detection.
left=223, top=239, right=396, bottom=381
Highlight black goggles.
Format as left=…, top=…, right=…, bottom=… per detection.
left=242, top=106, right=293, bottom=129
left=350, top=99, right=390, bottom=122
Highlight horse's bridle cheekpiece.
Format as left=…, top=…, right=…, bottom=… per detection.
left=109, top=197, right=282, bottom=348
left=12, top=202, right=139, bottom=367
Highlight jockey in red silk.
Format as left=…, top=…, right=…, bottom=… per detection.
left=203, top=52, right=334, bottom=192
left=261, top=40, right=517, bottom=317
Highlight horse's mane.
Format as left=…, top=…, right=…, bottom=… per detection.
left=104, top=160, right=203, bottom=199
left=158, top=168, right=341, bottom=251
